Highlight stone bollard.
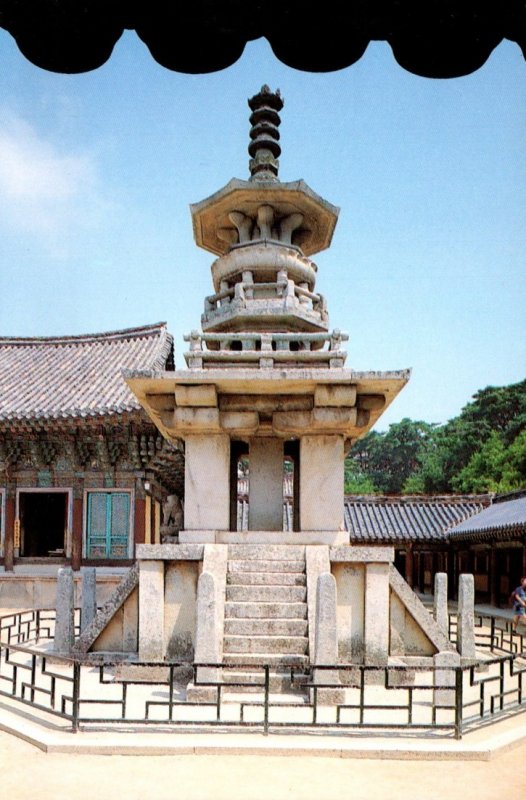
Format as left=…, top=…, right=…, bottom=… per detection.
left=313, top=572, right=344, bottom=704
left=54, top=567, right=75, bottom=654
left=80, top=567, right=97, bottom=633
left=433, top=572, right=449, bottom=636
left=433, top=650, right=461, bottom=708
left=457, top=573, right=476, bottom=659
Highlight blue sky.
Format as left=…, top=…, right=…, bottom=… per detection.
left=0, top=31, right=524, bottom=429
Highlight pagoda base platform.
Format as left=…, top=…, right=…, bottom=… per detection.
left=178, top=529, right=348, bottom=545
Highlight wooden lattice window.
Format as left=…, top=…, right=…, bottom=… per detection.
left=86, top=492, right=131, bottom=559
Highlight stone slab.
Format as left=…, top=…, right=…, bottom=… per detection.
left=314, top=384, right=357, bottom=407
left=306, top=546, right=330, bottom=664
left=72, top=564, right=139, bottom=656
left=179, top=530, right=348, bottom=545
left=175, top=384, right=217, bottom=407
left=364, top=563, right=389, bottom=666
left=136, top=544, right=205, bottom=561
left=1, top=699, right=525, bottom=758
left=184, top=434, right=230, bottom=530
left=314, top=572, right=339, bottom=676
left=389, top=566, right=455, bottom=653
left=330, top=546, right=394, bottom=563
left=300, top=435, right=344, bottom=531
left=194, top=571, right=220, bottom=686
left=248, top=438, right=284, bottom=531
left=138, top=560, right=165, bottom=661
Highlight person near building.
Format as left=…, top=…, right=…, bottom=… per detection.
left=511, top=576, right=526, bottom=630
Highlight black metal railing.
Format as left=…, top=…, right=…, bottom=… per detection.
left=0, top=609, right=525, bottom=739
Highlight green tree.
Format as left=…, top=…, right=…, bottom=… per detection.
left=346, top=419, right=436, bottom=494
left=410, top=379, right=526, bottom=493
left=453, top=428, right=526, bottom=493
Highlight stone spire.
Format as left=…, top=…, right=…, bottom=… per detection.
left=248, top=85, right=283, bottom=182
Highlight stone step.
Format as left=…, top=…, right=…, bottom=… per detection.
left=224, top=635, right=309, bottom=655
left=226, top=584, right=307, bottom=603
left=225, top=602, right=307, bottom=620
left=221, top=669, right=310, bottom=693
left=224, top=618, right=308, bottom=636
left=228, top=545, right=306, bottom=561
left=223, top=653, right=309, bottom=668
left=228, top=559, right=306, bottom=574
left=227, top=572, right=306, bottom=587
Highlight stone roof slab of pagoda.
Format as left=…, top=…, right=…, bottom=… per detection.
left=190, top=178, right=339, bottom=257
left=125, top=366, right=410, bottom=442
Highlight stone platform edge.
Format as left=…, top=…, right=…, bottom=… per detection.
left=1, top=701, right=525, bottom=761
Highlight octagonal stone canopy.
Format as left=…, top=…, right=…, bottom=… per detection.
left=191, top=178, right=339, bottom=258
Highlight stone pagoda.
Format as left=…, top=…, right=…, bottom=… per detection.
left=127, top=86, right=409, bottom=545
left=75, top=90, right=458, bottom=689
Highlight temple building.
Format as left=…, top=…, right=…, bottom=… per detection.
left=0, top=323, right=184, bottom=604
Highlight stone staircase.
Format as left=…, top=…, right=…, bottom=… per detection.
left=222, top=544, right=309, bottom=693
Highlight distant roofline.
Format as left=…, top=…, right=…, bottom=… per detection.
left=0, top=322, right=169, bottom=346
left=343, top=493, right=491, bottom=505
left=493, top=487, right=526, bottom=504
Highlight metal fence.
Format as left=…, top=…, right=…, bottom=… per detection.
left=0, top=609, right=525, bottom=739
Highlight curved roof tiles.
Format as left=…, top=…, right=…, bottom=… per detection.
left=0, top=322, right=174, bottom=424
left=448, top=495, right=526, bottom=540
left=344, top=496, right=486, bottom=542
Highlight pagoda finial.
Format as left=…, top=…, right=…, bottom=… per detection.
left=248, top=85, right=283, bottom=182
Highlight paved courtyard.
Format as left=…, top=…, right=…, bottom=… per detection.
left=1, top=728, right=525, bottom=800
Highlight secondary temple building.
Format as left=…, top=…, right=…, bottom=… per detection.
left=0, top=323, right=184, bottom=605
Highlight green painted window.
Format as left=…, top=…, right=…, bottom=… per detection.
left=86, top=492, right=131, bottom=559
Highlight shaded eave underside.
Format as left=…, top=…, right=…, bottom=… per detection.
left=0, top=4, right=524, bottom=78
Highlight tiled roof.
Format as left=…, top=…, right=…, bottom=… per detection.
left=236, top=495, right=487, bottom=540
left=448, top=495, right=526, bottom=541
left=0, top=323, right=174, bottom=423
left=344, top=496, right=486, bottom=543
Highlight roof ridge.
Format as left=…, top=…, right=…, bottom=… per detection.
left=344, top=493, right=490, bottom=504
left=0, top=322, right=168, bottom=346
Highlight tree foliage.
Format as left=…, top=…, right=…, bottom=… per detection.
left=344, top=379, right=526, bottom=495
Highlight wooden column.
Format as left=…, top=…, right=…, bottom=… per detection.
left=134, top=498, right=146, bottom=550
left=405, top=544, right=414, bottom=588
left=4, top=495, right=15, bottom=572
left=71, top=497, right=83, bottom=572
left=489, top=546, right=497, bottom=607
left=447, top=547, right=456, bottom=600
